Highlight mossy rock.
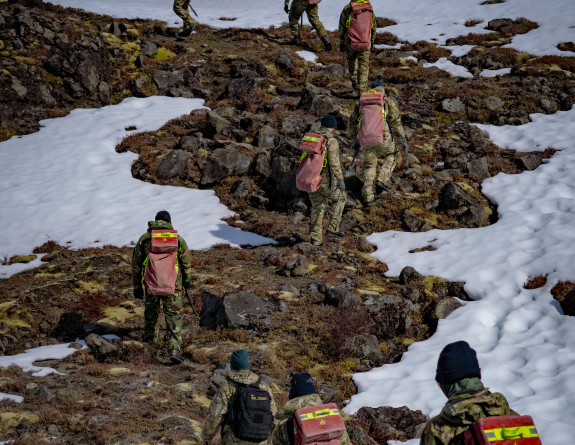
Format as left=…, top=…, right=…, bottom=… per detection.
left=4, top=254, right=36, bottom=265
left=0, top=412, right=39, bottom=432
left=153, top=47, right=176, bottom=61
left=0, top=300, right=32, bottom=330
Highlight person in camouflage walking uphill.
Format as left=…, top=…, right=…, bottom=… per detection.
left=348, top=81, right=409, bottom=207
left=420, top=341, right=518, bottom=445
left=338, top=0, right=377, bottom=93
left=308, top=114, right=346, bottom=246
left=202, top=350, right=278, bottom=445
left=269, top=372, right=352, bottom=445
left=131, top=210, right=192, bottom=364
left=284, top=0, right=332, bottom=50
left=173, top=0, right=198, bottom=37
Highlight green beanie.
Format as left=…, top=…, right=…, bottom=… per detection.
left=230, top=349, right=250, bottom=371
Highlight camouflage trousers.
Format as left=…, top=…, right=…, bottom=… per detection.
left=361, top=137, right=400, bottom=202
left=173, top=0, right=198, bottom=29
left=346, top=49, right=371, bottom=92
left=144, top=291, right=183, bottom=350
left=288, top=0, right=327, bottom=38
left=309, top=180, right=345, bottom=245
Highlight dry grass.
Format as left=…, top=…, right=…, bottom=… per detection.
left=523, top=275, right=547, bottom=290
left=465, top=18, right=484, bottom=27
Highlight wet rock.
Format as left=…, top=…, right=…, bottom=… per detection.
left=255, top=124, right=278, bottom=148
left=200, top=147, right=252, bottom=186
left=36, top=386, right=53, bottom=403
left=231, top=179, right=251, bottom=198
left=156, top=149, right=191, bottom=179
left=485, top=96, right=504, bottom=111
left=467, top=157, right=491, bottom=180
left=515, top=153, right=542, bottom=171
left=223, top=291, right=280, bottom=328
left=85, top=333, right=118, bottom=361
left=324, top=284, right=361, bottom=308
left=199, top=291, right=226, bottom=331
left=278, top=255, right=309, bottom=277
left=400, top=267, right=424, bottom=285
left=357, top=406, right=427, bottom=442
left=460, top=205, right=488, bottom=227
left=442, top=97, right=465, bottom=113
left=438, top=182, right=478, bottom=210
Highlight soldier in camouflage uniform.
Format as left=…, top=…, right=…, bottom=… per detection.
left=348, top=81, right=409, bottom=206
left=131, top=210, right=192, bottom=364
left=202, top=350, right=278, bottom=445
left=308, top=115, right=346, bottom=246
left=173, top=0, right=198, bottom=37
left=270, top=372, right=352, bottom=445
left=338, top=1, right=377, bottom=92
left=420, top=341, right=518, bottom=445
left=284, top=0, right=332, bottom=50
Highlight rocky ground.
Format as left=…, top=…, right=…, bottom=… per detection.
left=1, top=0, right=575, bottom=444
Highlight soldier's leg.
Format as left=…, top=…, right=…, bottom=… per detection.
left=346, top=50, right=359, bottom=91
left=288, top=0, right=305, bottom=37
left=326, top=188, right=346, bottom=233
left=376, top=138, right=399, bottom=185
left=361, top=146, right=378, bottom=203
left=357, top=50, right=371, bottom=92
left=305, top=4, right=327, bottom=37
left=309, top=185, right=330, bottom=245
left=143, top=294, right=161, bottom=345
left=162, top=291, right=184, bottom=351
left=173, top=0, right=196, bottom=29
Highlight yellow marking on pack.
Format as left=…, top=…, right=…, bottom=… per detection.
left=152, top=232, right=178, bottom=238
left=351, top=0, right=370, bottom=6
left=303, top=136, right=321, bottom=143
left=483, top=425, right=539, bottom=441
left=298, top=408, right=340, bottom=421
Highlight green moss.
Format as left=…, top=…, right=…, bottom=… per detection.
left=153, top=47, right=177, bottom=61
left=3, top=255, right=36, bottom=265
left=0, top=125, right=19, bottom=142
left=516, top=52, right=531, bottom=62
left=423, top=275, right=447, bottom=292
left=42, top=70, right=62, bottom=88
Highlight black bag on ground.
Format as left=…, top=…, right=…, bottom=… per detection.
left=228, top=377, right=273, bottom=442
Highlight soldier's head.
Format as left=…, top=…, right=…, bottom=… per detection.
left=371, top=80, right=385, bottom=94
left=155, top=210, right=171, bottom=223
left=230, top=349, right=250, bottom=372
left=320, top=114, right=337, bottom=132
left=289, top=372, right=317, bottom=400
left=435, top=341, right=481, bottom=387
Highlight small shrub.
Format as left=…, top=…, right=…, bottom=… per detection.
left=523, top=275, right=547, bottom=290
left=465, top=18, right=484, bottom=27
left=70, top=291, right=122, bottom=322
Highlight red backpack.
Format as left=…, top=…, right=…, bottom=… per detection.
left=306, top=0, right=323, bottom=4
left=293, top=403, right=346, bottom=445
left=348, top=0, right=373, bottom=51
left=464, top=415, right=542, bottom=445
left=296, top=133, right=327, bottom=192
left=143, top=229, right=179, bottom=296
left=358, top=89, right=386, bottom=147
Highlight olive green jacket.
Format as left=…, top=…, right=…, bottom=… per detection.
left=202, top=370, right=278, bottom=445
left=131, top=220, right=192, bottom=295
left=338, top=3, right=377, bottom=49
left=348, top=97, right=406, bottom=143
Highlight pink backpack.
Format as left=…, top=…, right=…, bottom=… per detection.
left=293, top=403, right=346, bottom=445
left=296, top=133, right=327, bottom=192
left=358, top=89, right=386, bottom=147
left=306, top=0, right=323, bottom=4
left=348, top=0, right=373, bottom=51
left=143, top=229, right=179, bottom=296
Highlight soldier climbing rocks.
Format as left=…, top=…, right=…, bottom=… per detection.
left=284, top=0, right=332, bottom=50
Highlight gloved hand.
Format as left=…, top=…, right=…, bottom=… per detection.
left=399, top=137, right=409, bottom=154
left=352, top=139, right=360, bottom=151
left=337, top=178, right=346, bottom=191
left=133, top=288, right=144, bottom=300
left=339, top=42, right=345, bottom=52
left=284, top=3, right=289, bottom=13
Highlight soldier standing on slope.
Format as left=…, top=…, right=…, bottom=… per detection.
left=173, top=0, right=198, bottom=37
left=284, top=0, right=332, bottom=50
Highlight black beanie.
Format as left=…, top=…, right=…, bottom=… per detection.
left=289, top=372, right=317, bottom=400
left=155, top=210, right=171, bottom=223
left=436, top=341, right=481, bottom=384
left=320, top=114, right=337, bottom=129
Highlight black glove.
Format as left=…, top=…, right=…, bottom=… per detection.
left=337, top=178, right=346, bottom=191
left=339, top=42, right=345, bottom=52
left=133, top=288, right=144, bottom=300
left=399, top=137, right=409, bottom=154
left=352, top=139, right=360, bottom=151
left=284, top=4, right=289, bottom=13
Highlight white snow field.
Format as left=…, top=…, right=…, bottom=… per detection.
left=47, top=0, right=575, bottom=57
left=0, top=96, right=272, bottom=277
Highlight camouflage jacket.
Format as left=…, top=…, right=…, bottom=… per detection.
left=316, top=127, right=344, bottom=186
left=131, top=220, right=192, bottom=295
left=202, top=370, right=278, bottom=445
left=338, top=3, right=377, bottom=49
left=348, top=97, right=406, bottom=144
left=420, top=383, right=517, bottom=445
left=270, top=393, right=352, bottom=445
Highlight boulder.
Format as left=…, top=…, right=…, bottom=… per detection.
left=255, top=125, right=278, bottom=149
left=252, top=150, right=272, bottom=177
left=460, top=205, right=488, bottom=227
left=200, top=147, right=252, bottom=186
left=156, top=149, right=191, bottom=179
left=278, top=255, right=309, bottom=277
left=437, top=182, right=478, bottom=210
left=199, top=291, right=226, bottom=331
left=178, top=135, right=206, bottom=151
left=225, top=77, right=263, bottom=98
left=85, top=333, right=118, bottom=361
left=399, top=266, right=424, bottom=285
left=486, top=18, right=514, bottom=32
left=153, top=70, right=180, bottom=91
left=357, top=406, right=427, bottom=442
left=467, top=157, right=491, bottom=180
left=275, top=49, right=296, bottom=71
left=346, top=425, right=378, bottom=445
left=36, top=386, right=53, bottom=403
left=324, top=284, right=361, bottom=308
left=516, top=153, right=542, bottom=171
left=485, top=96, right=504, bottom=111
left=441, top=97, right=465, bottom=113
left=558, top=290, right=575, bottom=316
left=540, top=98, right=559, bottom=114
left=318, top=384, right=339, bottom=404
left=206, top=110, right=233, bottom=136
left=231, top=179, right=251, bottom=198
left=434, top=297, right=463, bottom=320
left=311, top=94, right=340, bottom=117
left=363, top=294, right=414, bottom=339
left=140, top=40, right=158, bottom=58
left=223, top=292, right=280, bottom=328
left=402, top=209, right=432, bottom=232
left=353, top=334, right=383, bottom=364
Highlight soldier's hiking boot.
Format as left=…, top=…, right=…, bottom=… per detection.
left=169, top=349, right=183, bottom=364
left=364, top=200, right=373, bottom=208
left=326, top=230, right=344, bottom=239
left=376, top=181, right=390, bottom=194
left=176, top=23, right=197, bottom=37
left=288, top=35, right=301, bottom=46
left=321, top=36, right=332, bottom=51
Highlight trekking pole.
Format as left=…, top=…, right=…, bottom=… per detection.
left=329, top=191, right=344, bottom=221
left=188, top=4, right=198, bottom=17
left=342, top=52, right=346, bottom=76
left=185, top=289, right=198, bottom=314
left=299, top=15, right=302, bottom=42
left=347, top=143, right=360, bottom=173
